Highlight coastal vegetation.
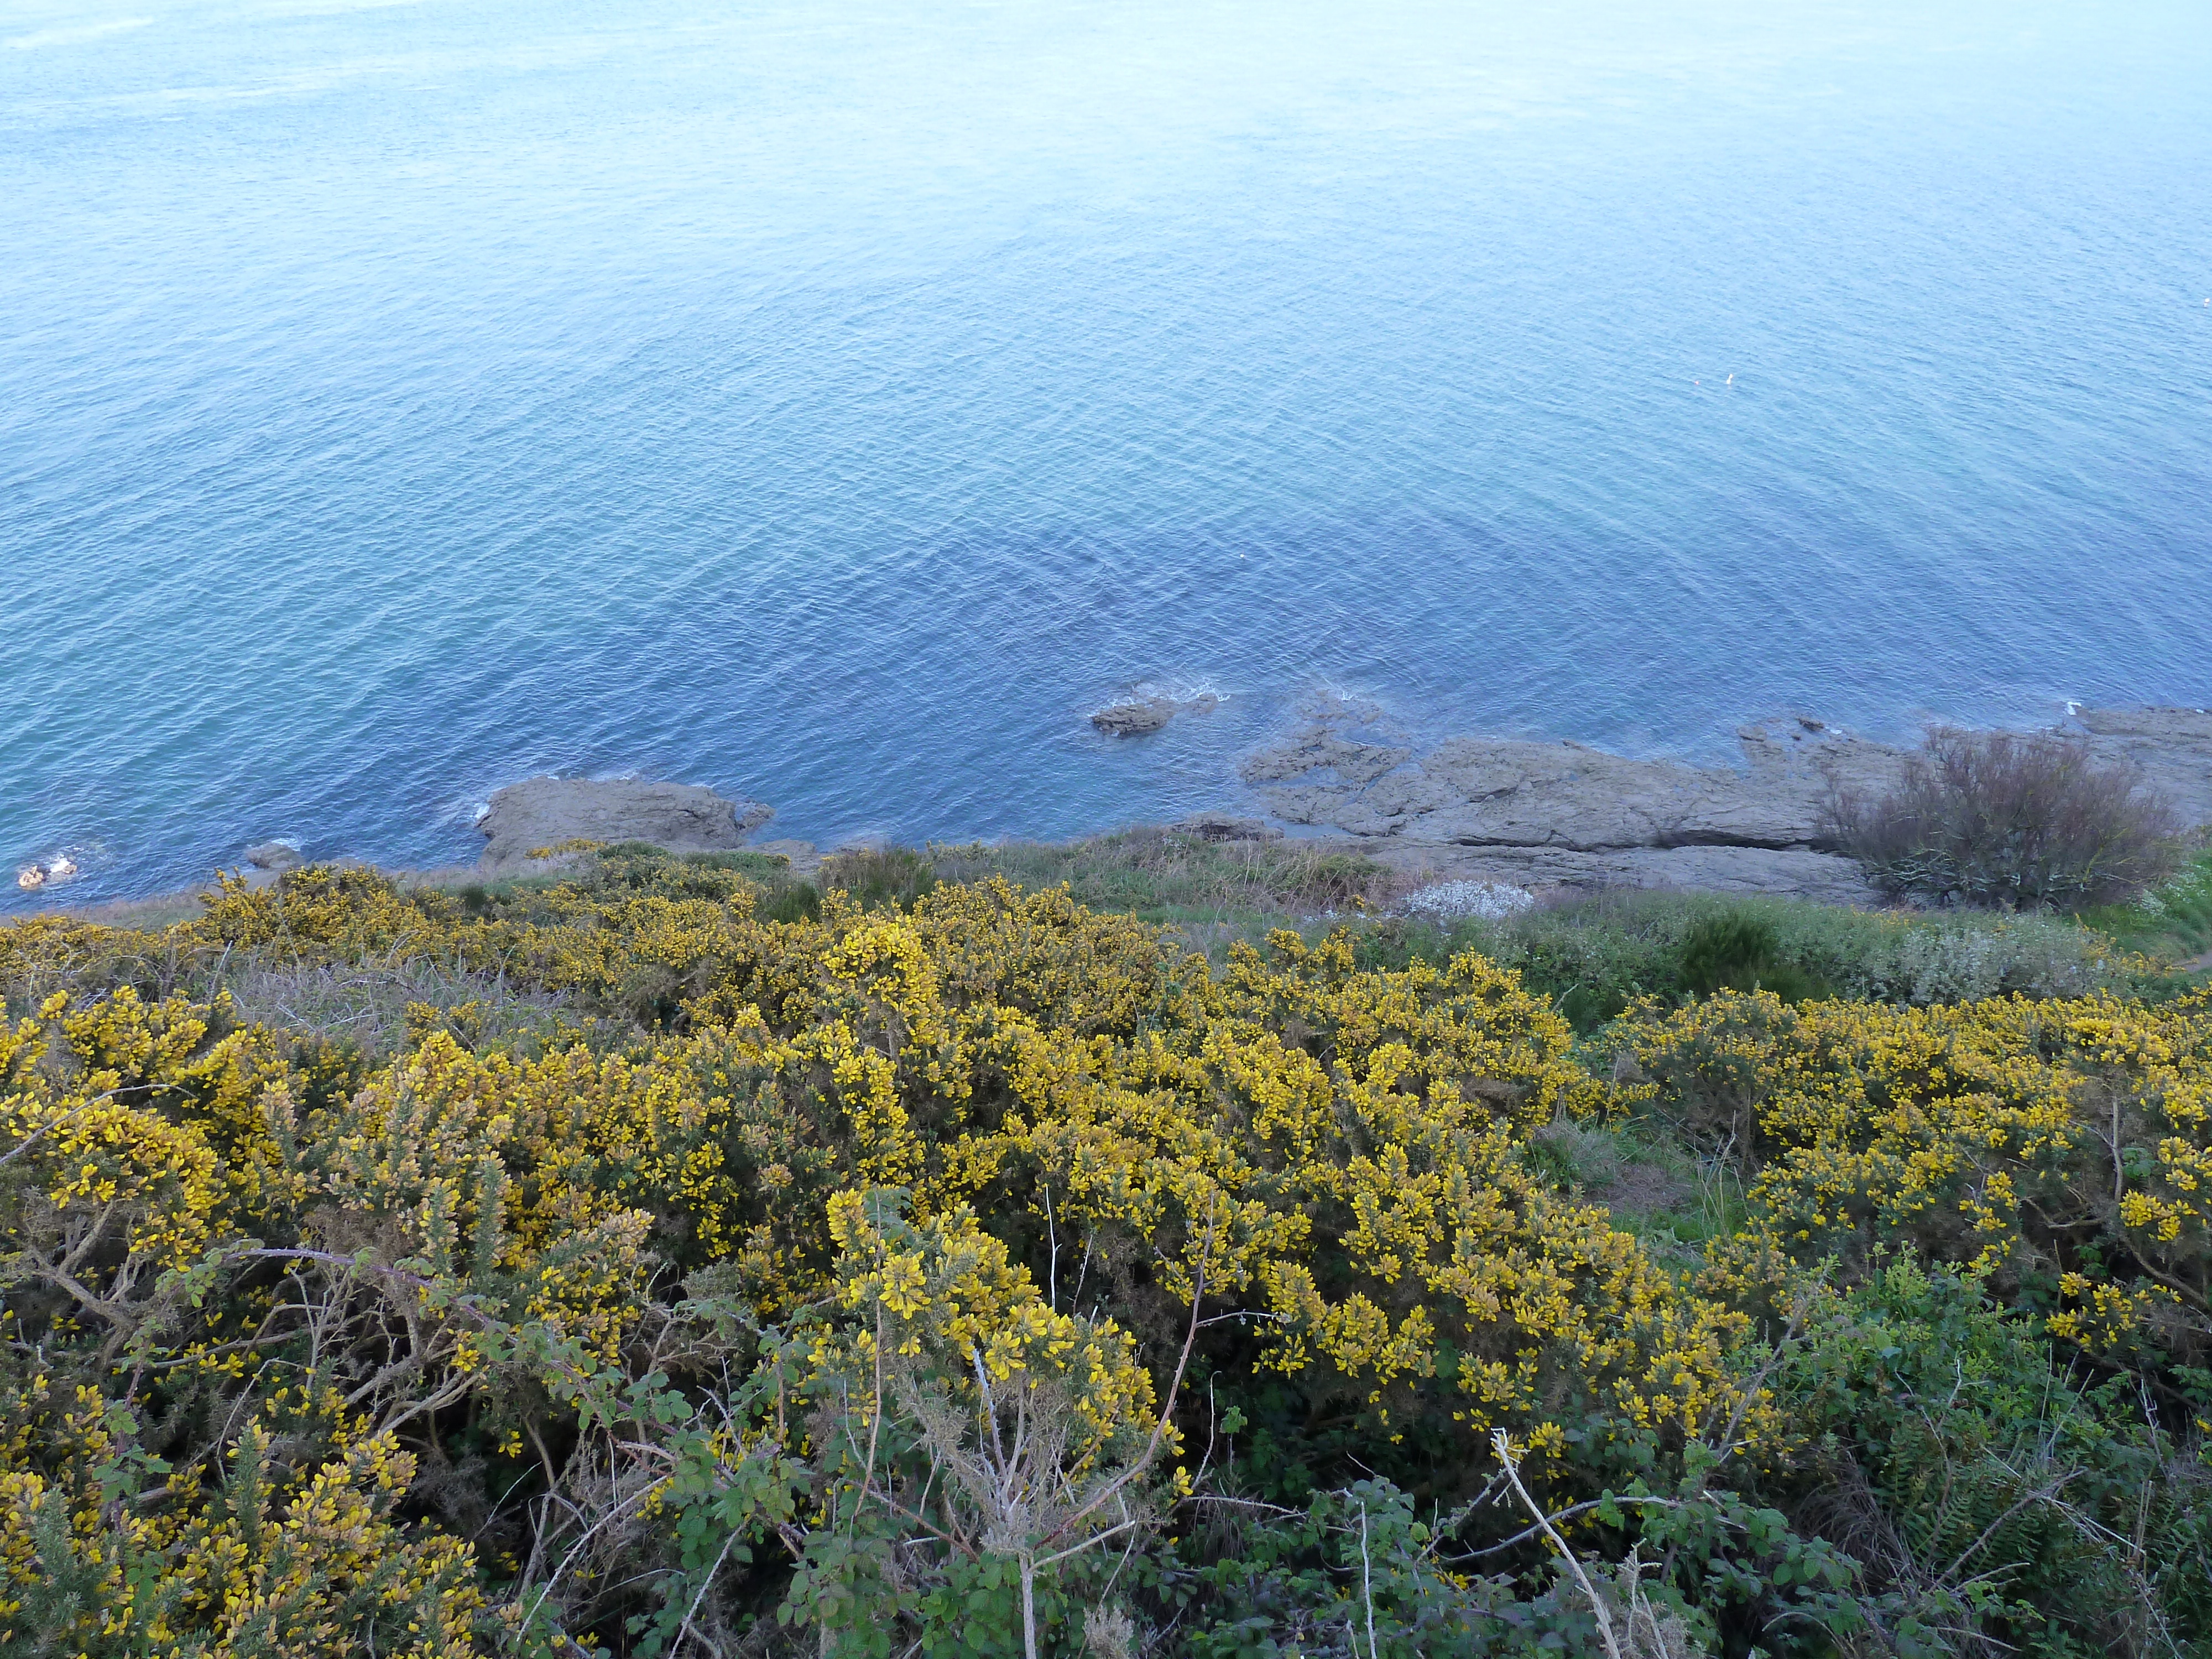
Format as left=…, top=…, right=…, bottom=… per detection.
left=1827, top=727, right=2182, bottom=910
left=3, top=843, right=2210, bottom=1657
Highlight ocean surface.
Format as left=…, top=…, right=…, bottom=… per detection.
left=4, top=0, right=2211, bottom=907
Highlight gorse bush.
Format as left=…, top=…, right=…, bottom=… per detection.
left=1, top=848, right=2206, bottom=1657
left=1828, top=726, right=2182, bottom=910
left=931, top=829, right=1402, bottom=923
left=1617, top=985, right=2212, bottom=1364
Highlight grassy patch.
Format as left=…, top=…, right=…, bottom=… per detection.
left=2078, top=847, right=2212, bottom=966
left=819, top=846, right=937, bottom=911
left=1350, top=889, right=2143, bottom=1031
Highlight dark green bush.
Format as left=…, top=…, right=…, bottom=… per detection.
left=1765, top=1259, right=2212, bottom=1655
left=758, top=880, right=821, bottom=924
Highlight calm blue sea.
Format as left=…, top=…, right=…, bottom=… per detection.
left=4, top=0, right=2210, bottom=907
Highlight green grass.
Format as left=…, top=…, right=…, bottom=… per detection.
left=2077, top=847, right=2212, bottom=966
left=1349, top=888, right=2142, bottom=1031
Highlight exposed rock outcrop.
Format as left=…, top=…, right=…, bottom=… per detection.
left=477, top=777, right=773, bottom=875
left=1232, top=699, right=2212, bottom=905
left=750, top=838, right=820, bottom=877
left=1093, top=700, right=1174, bottom=736
left=2075, top=707, right=2212, bottom=825
left=1346, top=837, right=1882, bottom=907
left=244, top=841, right=303, bottom=871
left=1244, top=714, right=1905, bottom=852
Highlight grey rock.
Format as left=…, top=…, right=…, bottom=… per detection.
left=1093, top=690, right=1224, bottom=738
left=1350, top=837, right=1881, bottom=906
left=751, top=838, right=820, bottom=877
left=1253, top=735, right=1817, bottom=849
left=1229, top=701, right=2212, bottom=907
left=1243, top=714, right=1921, bottom=854
left=2075, top=707, right=2212, bottom=827
left=1735, top=716, right=1907, bottom=806
left=1239, top=731, right=1411, bottom=786
left=244, top=841, right=304, bottom=870
left=478, top=776, right=774, bottom=874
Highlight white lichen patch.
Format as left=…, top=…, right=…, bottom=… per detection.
left=1401, top=879, right=1536, bottom=922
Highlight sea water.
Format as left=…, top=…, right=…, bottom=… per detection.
left=4, top=0, right=2209, bottom=906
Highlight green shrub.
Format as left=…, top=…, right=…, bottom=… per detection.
left=1767, top=1259, right=2212, bottom=1655
left=2080, top=848, right=2212, bottom=964
left=757, top=880, right=821, bottom=923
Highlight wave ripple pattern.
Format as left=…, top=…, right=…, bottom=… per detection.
left=3, top=0, right=2209, bottom=905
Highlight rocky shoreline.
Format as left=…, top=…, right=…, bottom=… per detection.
left=1231, top=702, right=2212, bottom=905
left=23, top=706, right=2212, bottom=918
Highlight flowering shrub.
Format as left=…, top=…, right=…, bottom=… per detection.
left=3, top=849, right=2208, bottom=1655
left=1620, top=987, right=2212, bottom=1359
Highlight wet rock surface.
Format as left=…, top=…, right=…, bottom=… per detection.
left=1092, top=700, right=1174, bottom=736
left=244, top=841, right=304, bottom=870
left=1091, top=690, right=1222, bottom=737
left=477, top=777, right=774, bottom=874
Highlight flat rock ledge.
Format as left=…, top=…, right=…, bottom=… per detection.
left=478, top=776, right=774, bottom=875
left=1240, top=705, right=2212, bottom=905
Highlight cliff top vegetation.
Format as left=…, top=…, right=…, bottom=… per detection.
left=3, top=843, right=2209, bottom=1657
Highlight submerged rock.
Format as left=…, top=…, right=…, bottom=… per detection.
left=478, top=776, right=774, bottom=874
left=1091, top=689, right=1223, bottom=738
